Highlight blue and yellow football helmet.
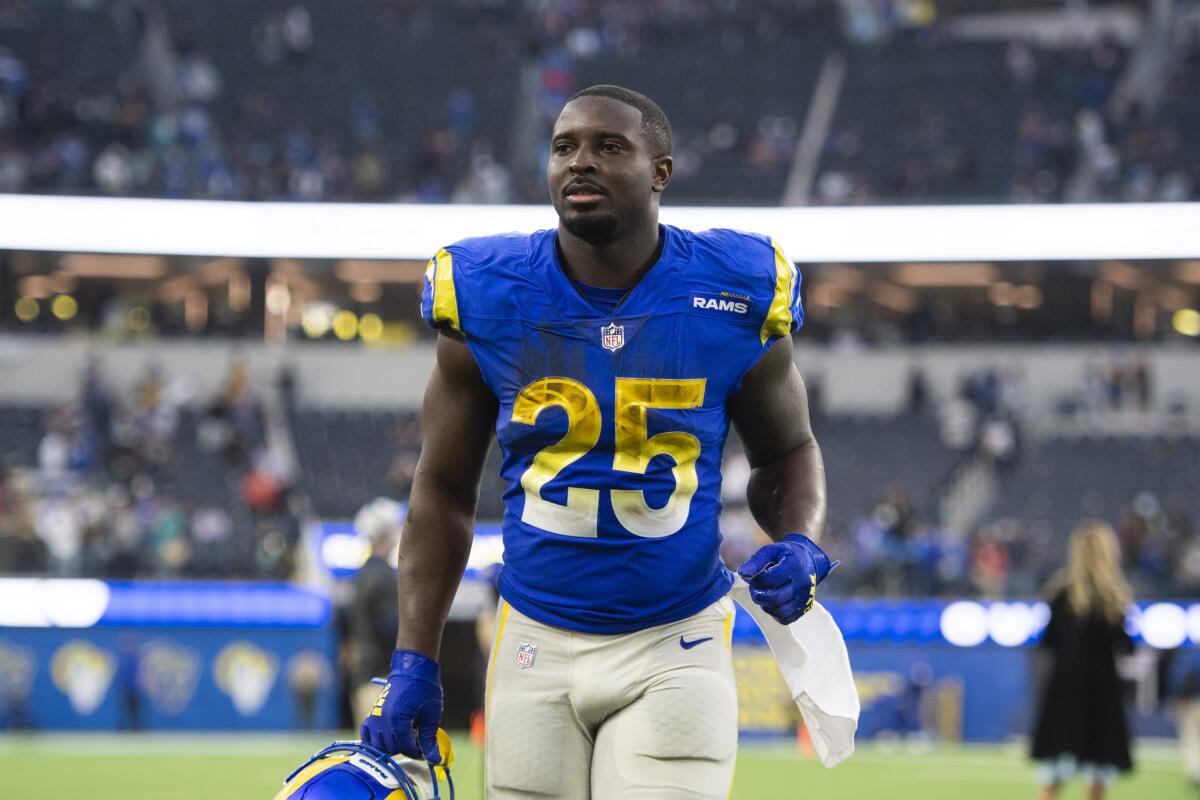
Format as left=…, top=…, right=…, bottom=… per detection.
left=275, top=730, right=455, bottom=800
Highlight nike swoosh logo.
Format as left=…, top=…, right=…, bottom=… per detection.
left=679, top=636, right=713, bottom=650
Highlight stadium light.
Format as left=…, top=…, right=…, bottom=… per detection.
left=51, top=294, right=78, bottom=321
left=359, top=313, right=384, bottom=342
left=0, top=195, right=1198, bottom=262
left=1188, top=605, right=1200, bottom=645
left=332, top=310, right=358, bottom=340
left=14, top=297, right=38, bottom=322
left=320, top=532, right=371, bottom=571
left=1173, top=308, right=1200, bottom=337
left=939, top=601, right=989, bottom=647
left=301, top=301, right=336, bottom=338
left=126, top=306, right=152, bottom=333
left=265, top=282, right=292, bottom=315
left=1140, top=602, right=1188, bottom=649
left=0, top=579, right=110, bottom=627
left=987, top=602, right=1038, bottom=647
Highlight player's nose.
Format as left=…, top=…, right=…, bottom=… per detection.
left=568, top=148, right=597, bottom=173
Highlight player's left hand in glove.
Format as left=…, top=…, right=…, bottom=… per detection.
left=360, top=649, right=444, bottom=763
left=737, top=534, right=839, bottom=625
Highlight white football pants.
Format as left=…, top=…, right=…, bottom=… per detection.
left=484, top=596, right=738, bottom=799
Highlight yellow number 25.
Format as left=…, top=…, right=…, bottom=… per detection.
left=511, top=377, right=706, bottom=539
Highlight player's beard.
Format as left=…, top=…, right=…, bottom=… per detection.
left=561, top=209, right=621, bottom=247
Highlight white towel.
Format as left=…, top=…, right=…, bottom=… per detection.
left=729, top=576, right=860, bottom=767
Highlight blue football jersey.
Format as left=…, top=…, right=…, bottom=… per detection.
left=420, top=224, right=803, bottom=633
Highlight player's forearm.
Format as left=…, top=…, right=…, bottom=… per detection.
left=393, top=470, right=477, bottom=659
left=745, top=436, right=827, bottom=543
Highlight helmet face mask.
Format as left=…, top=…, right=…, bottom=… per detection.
left=276, top=740, right=455, bottom=800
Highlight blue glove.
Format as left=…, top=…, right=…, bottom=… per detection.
left=360, top=649, right=443, bottom=763
left=736, top=534, right=839, bottom=625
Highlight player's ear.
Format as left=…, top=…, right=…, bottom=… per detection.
left=651, top=155, right=673, bottom=193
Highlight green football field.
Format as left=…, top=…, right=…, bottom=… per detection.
left=0, top=733, right=1191, bottom=799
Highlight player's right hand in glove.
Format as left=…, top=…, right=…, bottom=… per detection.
left=360, top=649, right=443, bottom=763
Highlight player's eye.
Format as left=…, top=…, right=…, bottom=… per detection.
left=601, top=141, right=624, bottom=153
left=553, top=142, right=574, bottom=155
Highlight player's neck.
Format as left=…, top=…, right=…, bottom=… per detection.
left=557, top=220, right=662, bottom=289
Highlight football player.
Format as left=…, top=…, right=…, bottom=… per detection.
left=361, top=85, right=836, bottom=798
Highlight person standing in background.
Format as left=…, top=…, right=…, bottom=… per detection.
left=1164, top=648, right=1200, bottom=796
left=1031, top=520, right=1134, bottom=800
left=348, top=498, right=402, bottom=724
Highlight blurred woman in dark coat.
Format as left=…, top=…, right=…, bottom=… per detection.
left=1031, top=520, right=1134, bottom=800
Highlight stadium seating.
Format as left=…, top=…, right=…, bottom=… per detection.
left=817, top=37, right=1128, bottom=203
left=289, top=407, right=420, bottom=517
left=0, top=405, right=43, bottom=467
left=157, top=0, right=521, bottom=184
left=1157, top=36, right=1199, bottom=192
left=0, top=397, right=278, bottom=579
left=978, top=433, right=1200, bottom=596
left=8, top=1, right=1164, bottom=204
left=569, top=22, right=831, bottom=204
left=288, top=406, right=964, bottom=550
left=817, top=413, right=963, bottom=532
left=988, top=434, right=1200, bottom=536
left=0, top=0, right=523, bottom=200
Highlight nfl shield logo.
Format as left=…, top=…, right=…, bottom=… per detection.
left=516, top=642, right=538, bottom=669
left=601, top=323, right=625, bottom=352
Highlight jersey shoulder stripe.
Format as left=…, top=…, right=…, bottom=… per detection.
left=761, top=238, right=802, bottom=344
left=421, top=247, right=461, bottom=333
left=420, top=232, right=541, bottom=332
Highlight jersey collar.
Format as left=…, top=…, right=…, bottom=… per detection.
left=542, top=224, right=687, bottom=320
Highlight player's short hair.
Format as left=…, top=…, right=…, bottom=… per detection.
left=567, top=84, right=673, bottom=158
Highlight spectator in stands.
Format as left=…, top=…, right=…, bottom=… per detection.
left=906, top=366, right=929, bottom=415
left=187, top=504, right=233, bottom=575
left=970, top=523, right=1010, bottom=598
left=96, top=483, right=143, bottom=578
left=201, top=361, right=261, bottom=468
left=979, top=414, right=1020, bottom=471
left=938, top=391, right=977, bottom=451
left=109, top=369, right=178, bottom=473
left=1030, top=520, right=1134, bottom=800
left=81, top=358, right=114, bottom=456
left=843, top=485, right=924, bottom=595
left=240, top=457, right=285, bottom=513
left=37, top=409, right=74, bottom=482
left=0, top=481, right=46, bottom=575
left=451, top=145, right=514, bottom=204
left=36, top=491, right=86, bottom=575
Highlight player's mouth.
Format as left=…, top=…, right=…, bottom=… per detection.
left=564, top=181, right=607, bottom=205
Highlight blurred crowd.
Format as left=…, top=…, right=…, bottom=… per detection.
left=718, top=357, right=1200, bottom=601
left=1, top=0, right=1190, bottom=205
left=1057, top=355, right=1154, bottom=418
left=0, top=0, right=517, bottom=202
left=829, top=486, right=1199, bottom=601
left=1, top=354, right=1196, bottom=601
left=1078, top=23, right=1200, bottom=203
left=814, top=35, right=1168, bottom=205
left=0, top=360, right=301, bottom=579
